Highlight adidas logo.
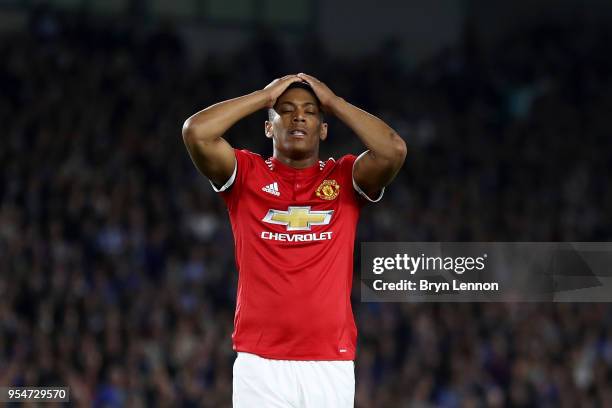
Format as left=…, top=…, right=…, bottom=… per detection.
left=262, top=182, right=280, bottom=196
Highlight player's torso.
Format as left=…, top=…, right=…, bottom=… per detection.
left=226, top=153, right=360, bottom=359
left=232, top=156, right=359, bottom=246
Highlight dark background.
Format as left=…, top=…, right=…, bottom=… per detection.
left=1, top=0, right=612, bottom=406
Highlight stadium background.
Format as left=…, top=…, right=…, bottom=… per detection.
left=1, top=0, right=612, bottom=406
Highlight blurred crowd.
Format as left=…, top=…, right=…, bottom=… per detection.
left=1, top=6, right=612, bottom=407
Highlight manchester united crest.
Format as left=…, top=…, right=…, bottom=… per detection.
left=316, top=179, right=340, bottom=200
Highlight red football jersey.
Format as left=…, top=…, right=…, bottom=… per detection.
left=212, top=149, right=382, bottom=360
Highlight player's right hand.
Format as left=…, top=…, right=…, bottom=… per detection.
left=262, top=75, right=303, bottom=108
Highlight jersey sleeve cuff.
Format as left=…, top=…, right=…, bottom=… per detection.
left=352, top=151, right=385, bottom=203
left=209, top=159, right=237, bottom=193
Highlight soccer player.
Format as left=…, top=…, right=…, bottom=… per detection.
left=182, top=73, right=406, bottom=407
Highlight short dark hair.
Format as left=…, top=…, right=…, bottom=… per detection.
left=268, top=81, right=323, bottom=121
left=283, top=81, right=321, bottom=105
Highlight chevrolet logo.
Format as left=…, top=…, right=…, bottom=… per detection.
left=262, top=206, right=333, bottom=231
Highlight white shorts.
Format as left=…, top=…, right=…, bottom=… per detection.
left=232, top=352, right=355, bottom=408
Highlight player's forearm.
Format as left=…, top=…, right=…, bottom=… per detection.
left=182, top=90, right=270, bottom=142
left=328, top=97, right=407, bottom=164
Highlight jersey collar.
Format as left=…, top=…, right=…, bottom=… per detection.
left=269, top=157, right=321, bottom=177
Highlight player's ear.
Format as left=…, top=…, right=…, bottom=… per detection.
left=319, top=122, right=328, bottom=141
left=265, top=121, right=273, bottom=139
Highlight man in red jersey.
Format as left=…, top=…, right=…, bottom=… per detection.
left=182, top=73, right=406, bottom=407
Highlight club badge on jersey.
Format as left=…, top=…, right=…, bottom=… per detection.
left=316, top=179, right=340, bottom=200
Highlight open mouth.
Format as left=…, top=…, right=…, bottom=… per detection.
left=289, top=129, right=307, bottom=138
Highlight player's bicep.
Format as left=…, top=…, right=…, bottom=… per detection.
left=182, top=135, right=236, bottom=188
left=352, top=151, right=399, bottom=201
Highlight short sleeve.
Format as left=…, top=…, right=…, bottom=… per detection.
left=210, top=149, right=257, bottom=210
left=209, top=161, right=237, bottom=193
left=351, top=151, right=385, bottom=203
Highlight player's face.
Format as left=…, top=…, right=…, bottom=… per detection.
left=266, top=88, right=328, bottom=159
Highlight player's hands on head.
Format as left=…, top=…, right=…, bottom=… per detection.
left=263, top=75, right=303, bottom=108
left=296, top=73, right=338, bottom=112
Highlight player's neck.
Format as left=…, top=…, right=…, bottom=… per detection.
left=272, top=152, right=319, bottom=169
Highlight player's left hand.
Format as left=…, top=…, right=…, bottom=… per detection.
left=296, top=73, right=338, bottom=112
